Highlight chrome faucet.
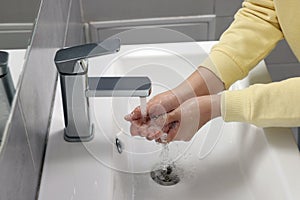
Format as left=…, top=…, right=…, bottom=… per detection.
left=0, top=51, right=15, bottom=140
left=54, top=39, right=151, bottom=142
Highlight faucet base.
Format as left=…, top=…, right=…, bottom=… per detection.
left=64, top=124, right=94, bottom=142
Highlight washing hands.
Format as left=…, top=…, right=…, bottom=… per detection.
left=124, top=67, right=225, bottom=143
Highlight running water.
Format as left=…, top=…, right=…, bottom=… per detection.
left=150, top=134, right=180, bottom=186
left=140, top=96, right=169, bottom=165
left=140, top=97, right=170, bottom=167
left=160, top=133, right=170, bottom=170
left=140, top=97, right=180, bottom=185
left=140, top=97, right=147, bottom=122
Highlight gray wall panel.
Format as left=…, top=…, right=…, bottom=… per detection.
left=265, top=40, right=300, bottom=82
left=215, top=0, right=243, bottom=16
left=83, top=0, right=244, bottom=43
left=0, top=0, right=84, bottom=198
left=0, top=23, right=33, bottom=49
left=267, top=63, right=300, bottom=82
left=0, top=0, right=40, bottom=23
left=0, top=0, right=245, bottom=48
left=265, top=40, right=299, bottom=64
left=89, top=15, right=216, bottom=43
left=0, top=0, right=40, bottom=48
left=82, top=0, right=214, bottom=21
left=215, top=16, right=234, bottom=39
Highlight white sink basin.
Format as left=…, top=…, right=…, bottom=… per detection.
left=38, top=42, right=300, bottom=200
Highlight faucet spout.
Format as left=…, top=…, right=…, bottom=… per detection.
left=86, top=77, right=151, bottom=97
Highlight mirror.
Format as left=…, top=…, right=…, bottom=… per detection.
left=0, top=0, right=41, bottom=145
left=0, top=49, right=26, bottom=143
left=0, top=51, right=14, bottom=139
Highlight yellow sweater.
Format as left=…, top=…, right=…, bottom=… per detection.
left=202, top=0, right=300, bottom=127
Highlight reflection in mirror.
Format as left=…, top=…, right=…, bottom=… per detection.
left=0, top=51, right=15, bottom=141
left=0, top=0, right=41, bottom=146
left=0, top=50, right=26, bottom=144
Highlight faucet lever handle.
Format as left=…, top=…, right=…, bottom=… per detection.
left=54, top=38, right=120, bottom=75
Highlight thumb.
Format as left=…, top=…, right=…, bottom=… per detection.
left=165, top=108, right=180, bottom=124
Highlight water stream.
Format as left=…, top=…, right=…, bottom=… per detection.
left=139, top=97, right=180, bottom=186
left=139, top=97, right=147, bottom=122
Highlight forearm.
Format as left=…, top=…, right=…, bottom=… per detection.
left=194, top=94, right=222, bottom=129
left=222, top=77, right=300, bottom=127
left=172, top=67, right=225, bottom=104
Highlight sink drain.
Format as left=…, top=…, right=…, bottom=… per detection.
left=150, top=164, right=180, bottom=186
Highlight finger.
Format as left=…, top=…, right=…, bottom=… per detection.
left=154, top=129, right=171, bottom=143
left=125, top=97, right=163, bottom=121
left=149, top=130, right=164, bottom=140
left=150, top=114, right=167, bottom=129
left=129, top=120, right=146, bottom=136
left=151, top=108, right=178, bottom=128
left=130, top=121, right=142, bottom=136
left=148, top=91, right=179, bottom=116
left=124, top=114, right=132, bottom=121
left=166, top=122, right=180, bottom=142
left=147, top=130, right=164, bottom=141
left=145, top=126, right=158, bottom=140
left=154, top=133, right=169, bottom=144
left=124, top=106, right=142, bottom=121
left=139, top=124, right=152, bottom=137
left=165, top=109, right=180, bottom=124
left=130, top=122, right=153, bottom=138
left=155, top=137, right=166, bottom=143
left=162, top=125, right=170, bottom=133
left=148, top=104, right=169, bottom=119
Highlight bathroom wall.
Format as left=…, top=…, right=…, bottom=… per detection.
left=0, top=0, right=40, bottom=49
left=82, top=0, right=242, bottom=42
left=0, top=0, right=40, bottom=23
left=0, top=0, right=242, bottom=48
left=0, top=0, right=84, bottom=199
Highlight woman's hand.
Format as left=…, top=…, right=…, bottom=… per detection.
left=125, top=67, right=224, bottom=121
left=124, top=66, right=225, bottom=142
left=161, top=95, right=222, bottom=142
left=124, top=90, right=180, bottom=123
left=127, top=95, right=222, bottom=143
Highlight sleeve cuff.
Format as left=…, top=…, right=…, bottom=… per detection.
left=201, top=50, right=246, bottom=89
left=221, top=90, right=251, bottom=123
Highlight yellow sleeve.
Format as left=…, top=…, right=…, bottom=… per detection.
left=201, top=0, right=284, bottom=89
left=222, top=78, right=300, bottom=127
